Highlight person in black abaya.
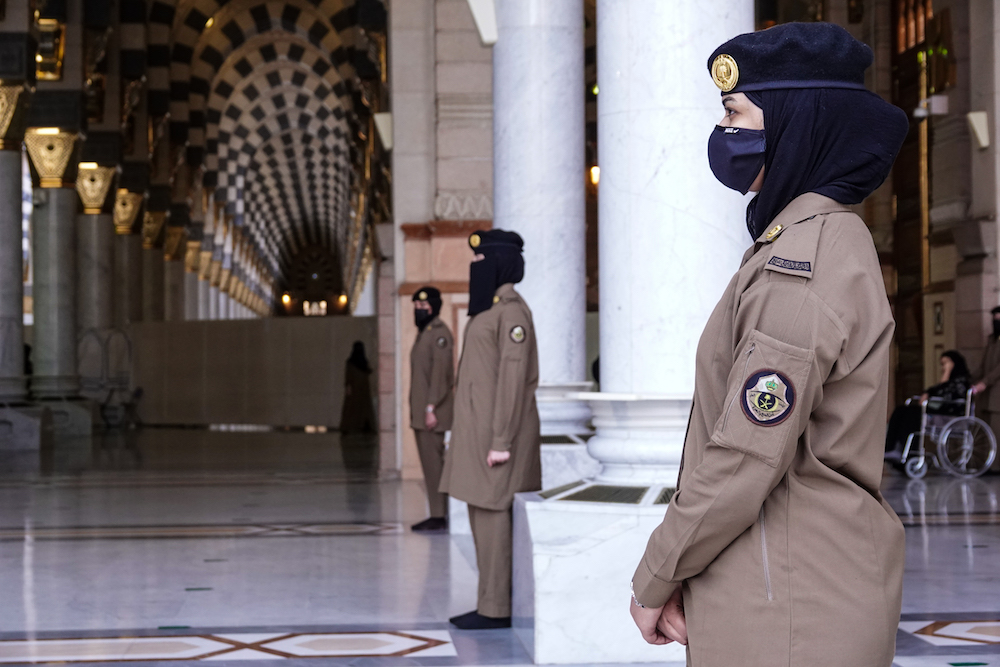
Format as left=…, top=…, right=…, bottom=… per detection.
left=340, top=341, right=377, bottom=469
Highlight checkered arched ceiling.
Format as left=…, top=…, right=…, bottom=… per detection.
left=147, top=0, right=368, bottom=276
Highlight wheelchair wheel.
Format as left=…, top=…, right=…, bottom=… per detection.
left=937, top=417, right=998, bottom=479
left=905, top=456, right=928, bottom=479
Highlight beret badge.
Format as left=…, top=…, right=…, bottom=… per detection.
left=712, top=54, right=739, bottom=92
left=469, top=233, right=481, bottom=249
left=418, top=291, right=427, bottom=301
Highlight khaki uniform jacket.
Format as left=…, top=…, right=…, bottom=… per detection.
left=440, top=283, right=541, bottom=510
left=409, top=317, right=455, bottom=433
left=975, top=337, right=1000, bottom=412
left=632, top=194, right=904, bottom=667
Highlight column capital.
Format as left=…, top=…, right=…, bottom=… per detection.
left=76, top=165, right=117, bottom=213
left=185, top=240, right=201, bottom=273
left=0, top=84, right=30, bottom=150
left=142, top=211, right=167, bottom=249
left=114, top=189, right=144, bottom=234
left=24, top=128, right=78, bottom=188
left=164, top=226, right=187, bottom=261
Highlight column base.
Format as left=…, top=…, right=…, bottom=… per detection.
left=537, top=382, right=594, bottom=436
left=570, top=392, right=690, bottom=486
left=31, top=376, right=81, bottom=400
left=512, top=488, right=681, bottom=664
left=0, top=377, right=27, bottom=401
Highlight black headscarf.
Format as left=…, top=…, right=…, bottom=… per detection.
left=468, top=230, right=525, bottom=316
left=347, top=340, right=371, bottom=373
left=744, top=88, right=909, bottom=240
left=942, top=350, right=970, bottom=382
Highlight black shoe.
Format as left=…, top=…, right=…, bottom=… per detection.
left=411, top=517, right=448, bottom=533
left=448, top=611, right=511, bottom=629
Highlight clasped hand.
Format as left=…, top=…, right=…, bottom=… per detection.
left=630, top=585, right=687, bottom=646
left=486, top=450, right=510, bottom=467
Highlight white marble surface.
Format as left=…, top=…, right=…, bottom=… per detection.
left=595, top=0, right=751, bottom=396
left=493, top=0, right=590, bottom=435
left=76, top=214, right=114, bottom=331
left=513, top=493, right=685, bottom=664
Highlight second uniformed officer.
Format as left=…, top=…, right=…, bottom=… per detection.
left=441, top=229, right=540, bottom=630
left=409, top=286, right=454, bottom=533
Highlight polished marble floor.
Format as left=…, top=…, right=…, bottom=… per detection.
left=1, top=429, right=999, bottom=666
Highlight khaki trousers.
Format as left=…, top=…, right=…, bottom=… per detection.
left=414, top=429, right=448, bottom=518
left=468, top=504, right=512, bottom=618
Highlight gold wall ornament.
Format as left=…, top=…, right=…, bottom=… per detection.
left=184, top=240, right=201, bottom=272
left=113, top=189, right=144, bottom=234
left=163, top=227, right=187, bottom=261
left=142, top=211, right=167, bottom=249
left=0, top=85, right=27, bottom=150
left=76, top=166, right=116, bottom=213
left=24, top=128, right=78, bottom=188
left=36, top=19, right=66, bottom=81
left=199, top=250, right=213, bottom=280
left=711, top=54, right=739, bottom=92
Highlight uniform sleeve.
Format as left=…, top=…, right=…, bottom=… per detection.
left=982, top=344, right=1000, bottom=387
left=490, top=306, right=532, bottom=452
left=411, top=339, right=431, bottom=403
left=631, top=279, right=847, bottom=607
left=427, top=334, right=453, bottom=408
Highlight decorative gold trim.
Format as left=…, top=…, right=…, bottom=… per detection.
left=0, top=85, right=26, bottom=147
left=209, top=259, right=222, bottom=287
left=142, top=211, right=167, bottom=249
left=164, top=227, right=186, bottom=261
left=76, top=166, right=116, bottom=213
left=36, top=19, right=66, bottom=81
left=219, top=268, right=232, bottom=294
left=184, top=240, right=201, bottom=273
left=711, top=54, right=739, bottom=92
left=24, top=129, right=77, bottom=188
left=113, top=189, right=144, bottom=235
left=199, top=250, right=213, bottom=280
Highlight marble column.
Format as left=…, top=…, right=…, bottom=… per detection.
left=164, top=259, right=185, bottom=322
left=493, top=0, right=591, bottom=437
left=184, top=241, right=199, bottom=320
left=142, top=248, right=165, bottom=321
left=0, top=140, right=26, bottom=400
left=581, top=0, right=753, bottom=484
left=76, top=166, right=117, bottom=332
left=112, top=189, right=144, bottom=326
left=28, top=174, right=81, bottom=397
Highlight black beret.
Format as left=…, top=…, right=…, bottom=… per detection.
left=413, top=286, right=441, bottom=303
left=469, top=229, right=524, bottom=253
left=708, top=22, right=872, bottom=94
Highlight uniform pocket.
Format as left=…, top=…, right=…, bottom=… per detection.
left=713, top=329, right=815, bottom=467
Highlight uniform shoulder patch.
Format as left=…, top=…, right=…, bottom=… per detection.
left=436, top=336, right=448, bottom=348
left=510, top=325, right=526, bottom=343
left=742, top=370, right=795, bottom=426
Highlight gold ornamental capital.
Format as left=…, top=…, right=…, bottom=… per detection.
left=184, top=241, right=201, bottom=273
left=209, top=259, right=222, bottom=287
left=114, top=189, right=144, bottom=234
left=164, top=227, right=187, bottom=261
left=199, top=250, right=213, bottom=280
left=0, top=85, right=28, bottom=149
left=219, top=268, right=232, bottom=294
left=25, top=128, right=78, bottom=188
left=76, top=166, right=117, bottom=213
left=142, top=211, right=167, bottom=249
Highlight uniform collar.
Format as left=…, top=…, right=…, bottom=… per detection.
left=754, top=193, right=850, bottom=244
left=495, top=283, right=517, bottom=299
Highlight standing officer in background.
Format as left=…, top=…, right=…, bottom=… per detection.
left=973, top=305, right=1000, bottom=470
left=441, top=230, right=541, bottom=630
left=410, top=287, right=454, bottom=533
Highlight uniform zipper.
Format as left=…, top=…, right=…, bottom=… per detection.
left=721, top=343, right=755, bottom=432
left=759, top=506, right=773, bottom=601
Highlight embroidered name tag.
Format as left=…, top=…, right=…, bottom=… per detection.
left=767, top=256, right=811, bottom=272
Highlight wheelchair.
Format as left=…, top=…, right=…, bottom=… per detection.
left=900, top=388, right=998, bottom=479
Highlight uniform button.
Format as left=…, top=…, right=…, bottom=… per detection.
left=493, top=296, right=500, bottom=303
left=765, top=224, right=783, bottom=241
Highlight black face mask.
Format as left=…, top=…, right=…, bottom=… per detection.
left=993, top=319, right=1000, bottom=338
left=468, top=256, right=497, bottom=317
left=708, top=125, right=766, bottom=195
left=415, top=309, right=434, bottom=331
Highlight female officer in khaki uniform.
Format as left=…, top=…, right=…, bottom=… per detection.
left=441, top=229, right=541, bottom=630
left=409, top=286, right=454, bottom=532
left=628, top=24, right=909, bottom=667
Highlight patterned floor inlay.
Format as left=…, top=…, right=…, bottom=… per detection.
left=900, top=621, right=1000, bottom=647
left=0, top=631, right=454, bottom=663
left=0, top=523, right=402, bottom=541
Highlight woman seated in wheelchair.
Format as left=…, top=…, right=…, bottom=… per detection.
left=886, top=350, right=971, bottom=459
